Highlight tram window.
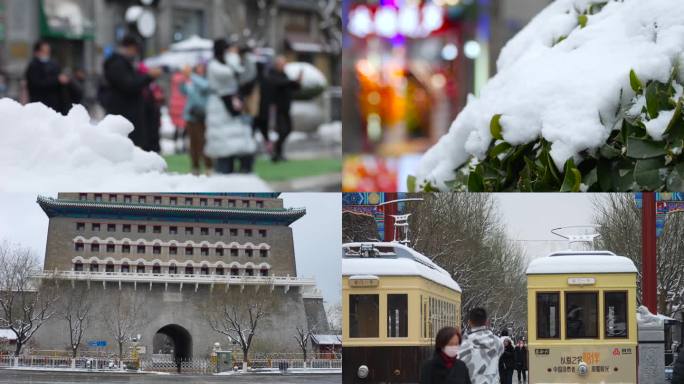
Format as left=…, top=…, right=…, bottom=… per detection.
left=565, top=292, right=598, bottom=339
left=349, top=294, right=379, bottom=338
left=604, top=292, right=628, bottom=338
left=387, top=294, right=408, bottom=338
left=536, top=293, right=560, bottom=339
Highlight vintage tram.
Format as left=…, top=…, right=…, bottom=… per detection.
left=342, top=241, right=462, bottom=383
left=526, top=250, right=638, bottom=383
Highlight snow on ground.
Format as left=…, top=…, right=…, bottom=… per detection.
left=0, top=99, right=270, bottom=191
left=415, top=0, right=684, bottom=189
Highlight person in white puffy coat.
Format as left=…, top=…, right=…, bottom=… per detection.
left=204, top=38, right=258, bottom=174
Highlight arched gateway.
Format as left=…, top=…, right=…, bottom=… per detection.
left=153, top=324, right=192, bottom=361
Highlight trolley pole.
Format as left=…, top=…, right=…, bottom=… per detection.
left=641, top=191, right=657, bottom=314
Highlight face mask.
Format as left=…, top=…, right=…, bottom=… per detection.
left=38, top=55, right=50, bottom=63
left=443, top=346, right=459, bottom=358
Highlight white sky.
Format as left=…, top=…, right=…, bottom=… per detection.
left=495, top=193, right=608, bottom=262
left=0, top=193, right=341, bottom=306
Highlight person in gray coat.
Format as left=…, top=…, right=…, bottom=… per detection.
left=204, top=38, right=257, bottom=174
left=673, top=349, right=684, bottom=384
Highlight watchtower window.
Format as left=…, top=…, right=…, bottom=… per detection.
left=260, top=249, right=268, bottom=258
left=136, top=264, right=145, bottom=273
left=90, top=243, right=99, bottom=252
left=260, top=268, right=268, bottom=277
left=169, top=226, right=177, bottom=235
left=349, top=294, right=379, bottom=338
left=245, top=249, right=253, bottom=257
left=185, top=246, right=193, bottom=256
left=536, top=292, right=560, bottom=339
left=604, top=292, right=628, bottom=338
left=92, top=223, right=100, bottom=232
left=123, top=224, right=131, bottom=233
left=245, top=268, right=254, bottom=276
left=201, top=247, right=209, bottom=256
left=121, top=263, right=130, bottom=273
left=137, top=245, right=145, bottom=254
left=153, top=246, right=161, bottom=255
left=153, top=225, right=161, bottom=234
left=170, top=246, right=177, bottom=255
left=107, top=224, right=116, bottom=232
left=213, top=199, right=222, bottom=207
left=230, top=248, right=238, bottom=257
left=216, top=267, right=225, bottom=275
left=122, top=244, right=130, bottom=253
left=200, top=227, right=209, bottom=236
left=216, top=247, right=224, bottom=257
left=565, top=292, right=598, bottom=339
left=200, top=198, right=208, bottom=206
left=200, top=266, right=209, bottom=275
left=76, top=222, right=85, bottom=231
left=75, top=242, right=84, bottom=252
left=185, top=227, right=193, bottom=235
left=169, top=265, right=177, bottom=274
left=152, top=264, right=161, bottom=274
left=185, top=266, right=194, bottom=275
left=230, top=268, right=239, bottom=276
left=106, top=244, right=115, bottom=253
left=185, top=198, right=193, bottom=205
left=74, top=262, right=83, bottom=271
left=215, top=228, right=224, bottom=236
left=105, top=263, right=114, bottom=273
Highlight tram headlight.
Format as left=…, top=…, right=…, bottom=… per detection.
left=358, top=365, right=369, bottom=379
left=578, top=362, right=588, bottom=376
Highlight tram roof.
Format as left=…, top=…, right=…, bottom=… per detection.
left=342, top=242, right=462, bottom=292
left=526, top=250, right=637, bottom=275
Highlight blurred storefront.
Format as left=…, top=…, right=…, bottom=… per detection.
left=341, top=0, right=550, bottom=191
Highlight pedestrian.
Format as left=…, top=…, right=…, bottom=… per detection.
left=169, top=69, right=188, bottom=152
left=499, top=338, right=515, bottom=384
left=140, top=62, right=164, bottom=153
left=513, top=340, right=527, bottom=384
left=420, top=326, right=471, bottom=384
left=263, top=55, right=302, bottom=162
left=180, top=64, right=213, bottom=175
left=458, top=308, right=504, bottom=384
left=102, top=34, right=162, bottom=149
left=673, top=347, right=684, bottom=384
left=25, top=40, right=70, bottom=114
left=204, top=38, right=257, bottom=174
left=66, top=67, right=86, bottom=107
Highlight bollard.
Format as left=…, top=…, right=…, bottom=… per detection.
left=638, top=318, right=666, bottom=383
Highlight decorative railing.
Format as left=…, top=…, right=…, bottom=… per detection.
left=32, top=270, right=316, bottom=287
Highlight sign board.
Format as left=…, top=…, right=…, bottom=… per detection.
left=349, top=277, right=379, bottom=288
left=568, top=277, right=596, bottom=286
left=88, top=340, right=107, bottom=347
left=529, top=345, right=636, bottom=382
left=635, top=192, right=684, bottom=236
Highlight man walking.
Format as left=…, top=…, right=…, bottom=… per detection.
left=102, top=34, right=161, bottom=149
left=262, top=56, right=302, bottom=162
left=25, top=40, right=70, bottom=114
left=459, top=308, right=504, bottom=384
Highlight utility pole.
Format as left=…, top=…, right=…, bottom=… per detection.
left=641, top=191, right=657, bottom=314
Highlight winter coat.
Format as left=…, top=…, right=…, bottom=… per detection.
left=180, top=73, right=209, bottom=122
left=458, top=327, right=504, bottom=384
left=673, top=351, right=684, bottom=384
left=204, top=58, right=257, bottom=159
left=168, top=71, right=187, bottom=128
left=102, top=52, right=153, bottom=147
left=420, top=354, right=472, bottom=384
left=259, top=67, right=300, bottom=118
left=500, top=344, right=515, bottom=372
left=25, top=57, right=66, bottom=114
left=513, top=346, right=527, bottom=370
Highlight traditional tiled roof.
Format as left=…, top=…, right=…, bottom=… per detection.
left=37, top=196, right=305, bottom=225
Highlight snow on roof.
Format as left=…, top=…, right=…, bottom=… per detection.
left=311, top=334, right=342, bottom=346
left=0, top=329, right=16, bottom=341
left=342, top=242, right=462, bottom=292
left=415, top=0, right=684, bottom=189
left=526, top=250, right=638, bottom=275
left=0, top=99, right=270, bottom=191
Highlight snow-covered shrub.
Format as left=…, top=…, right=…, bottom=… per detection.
left=412, top=0, right=684, bottom=191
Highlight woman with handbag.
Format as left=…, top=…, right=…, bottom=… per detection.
left=204, top=38, right=257, bottom=174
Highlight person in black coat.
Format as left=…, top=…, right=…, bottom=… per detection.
left=513, top=340, right=528, bottom=384
left=260, top=55, right=301, bottom=162
left=673, top=349, right=684, bottom=384
left=102, top=34, right=161, bottom=149
left=499, top=338, right=515, bottom=384
left=25, top=40, right=70, bottom=114
left=420, top=326, right=472, bottom=384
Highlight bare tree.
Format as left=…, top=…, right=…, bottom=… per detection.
left=204, top=290, right=271, bottom=372
left=293, top=326, right=313, bottom=364
left=594, top=193, right=684, bottom=317
left=324, top=301, right=342, bottom=332
left=342, top=211, right=379, bottom=242
left=0, top=242, right=59, bottom=356
left=101, top=289, right=144, bottom=359
left=61, top=286, right=93, bottom=358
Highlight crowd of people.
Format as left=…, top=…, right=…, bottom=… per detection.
left=420, top=308, right=528, bottom=384
left=23, top=34, right=302, bottom=176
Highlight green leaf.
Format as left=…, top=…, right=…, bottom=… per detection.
left=629, top=69, right=642, bottom=93
left=467, top=170, right=484, bottom=192
left=407, top=175, right=416, bottom=192
left=665, top=98, right=682, bottom=135
left=666, top=168, right=684, bottom=191
left=490, top=114, right=503, bottom=140
left=560, top=159, right=581, bottom=192
left=489, top=142, right=511, bottom=158
left=634, top=158, right=665, bottom=190
left=578, top=14, right=588, bottom=28
left=645, top=82, right=660, bottom=119
left=626, top=136, right=667, bottom=159
left=599, top=144, right=622, bottom=159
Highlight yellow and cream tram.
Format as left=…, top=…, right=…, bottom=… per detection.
left=342, top=241, right=462, bottom=384
left=526, top=250, right=638, bottom=384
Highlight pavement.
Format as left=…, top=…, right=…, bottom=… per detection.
left=0, top=369, right=341, bottom=383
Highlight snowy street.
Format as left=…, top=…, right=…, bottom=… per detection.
left=0, top=370, right=341, bottom=383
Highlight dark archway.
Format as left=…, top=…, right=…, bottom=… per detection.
left=153, top=324, right=192, bottom=361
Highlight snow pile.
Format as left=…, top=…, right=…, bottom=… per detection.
left=285, top=62, right=328, bottom=100
left=415, top=0, right=684, bottom=189
left=0, top=99, right=270, bottom=191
